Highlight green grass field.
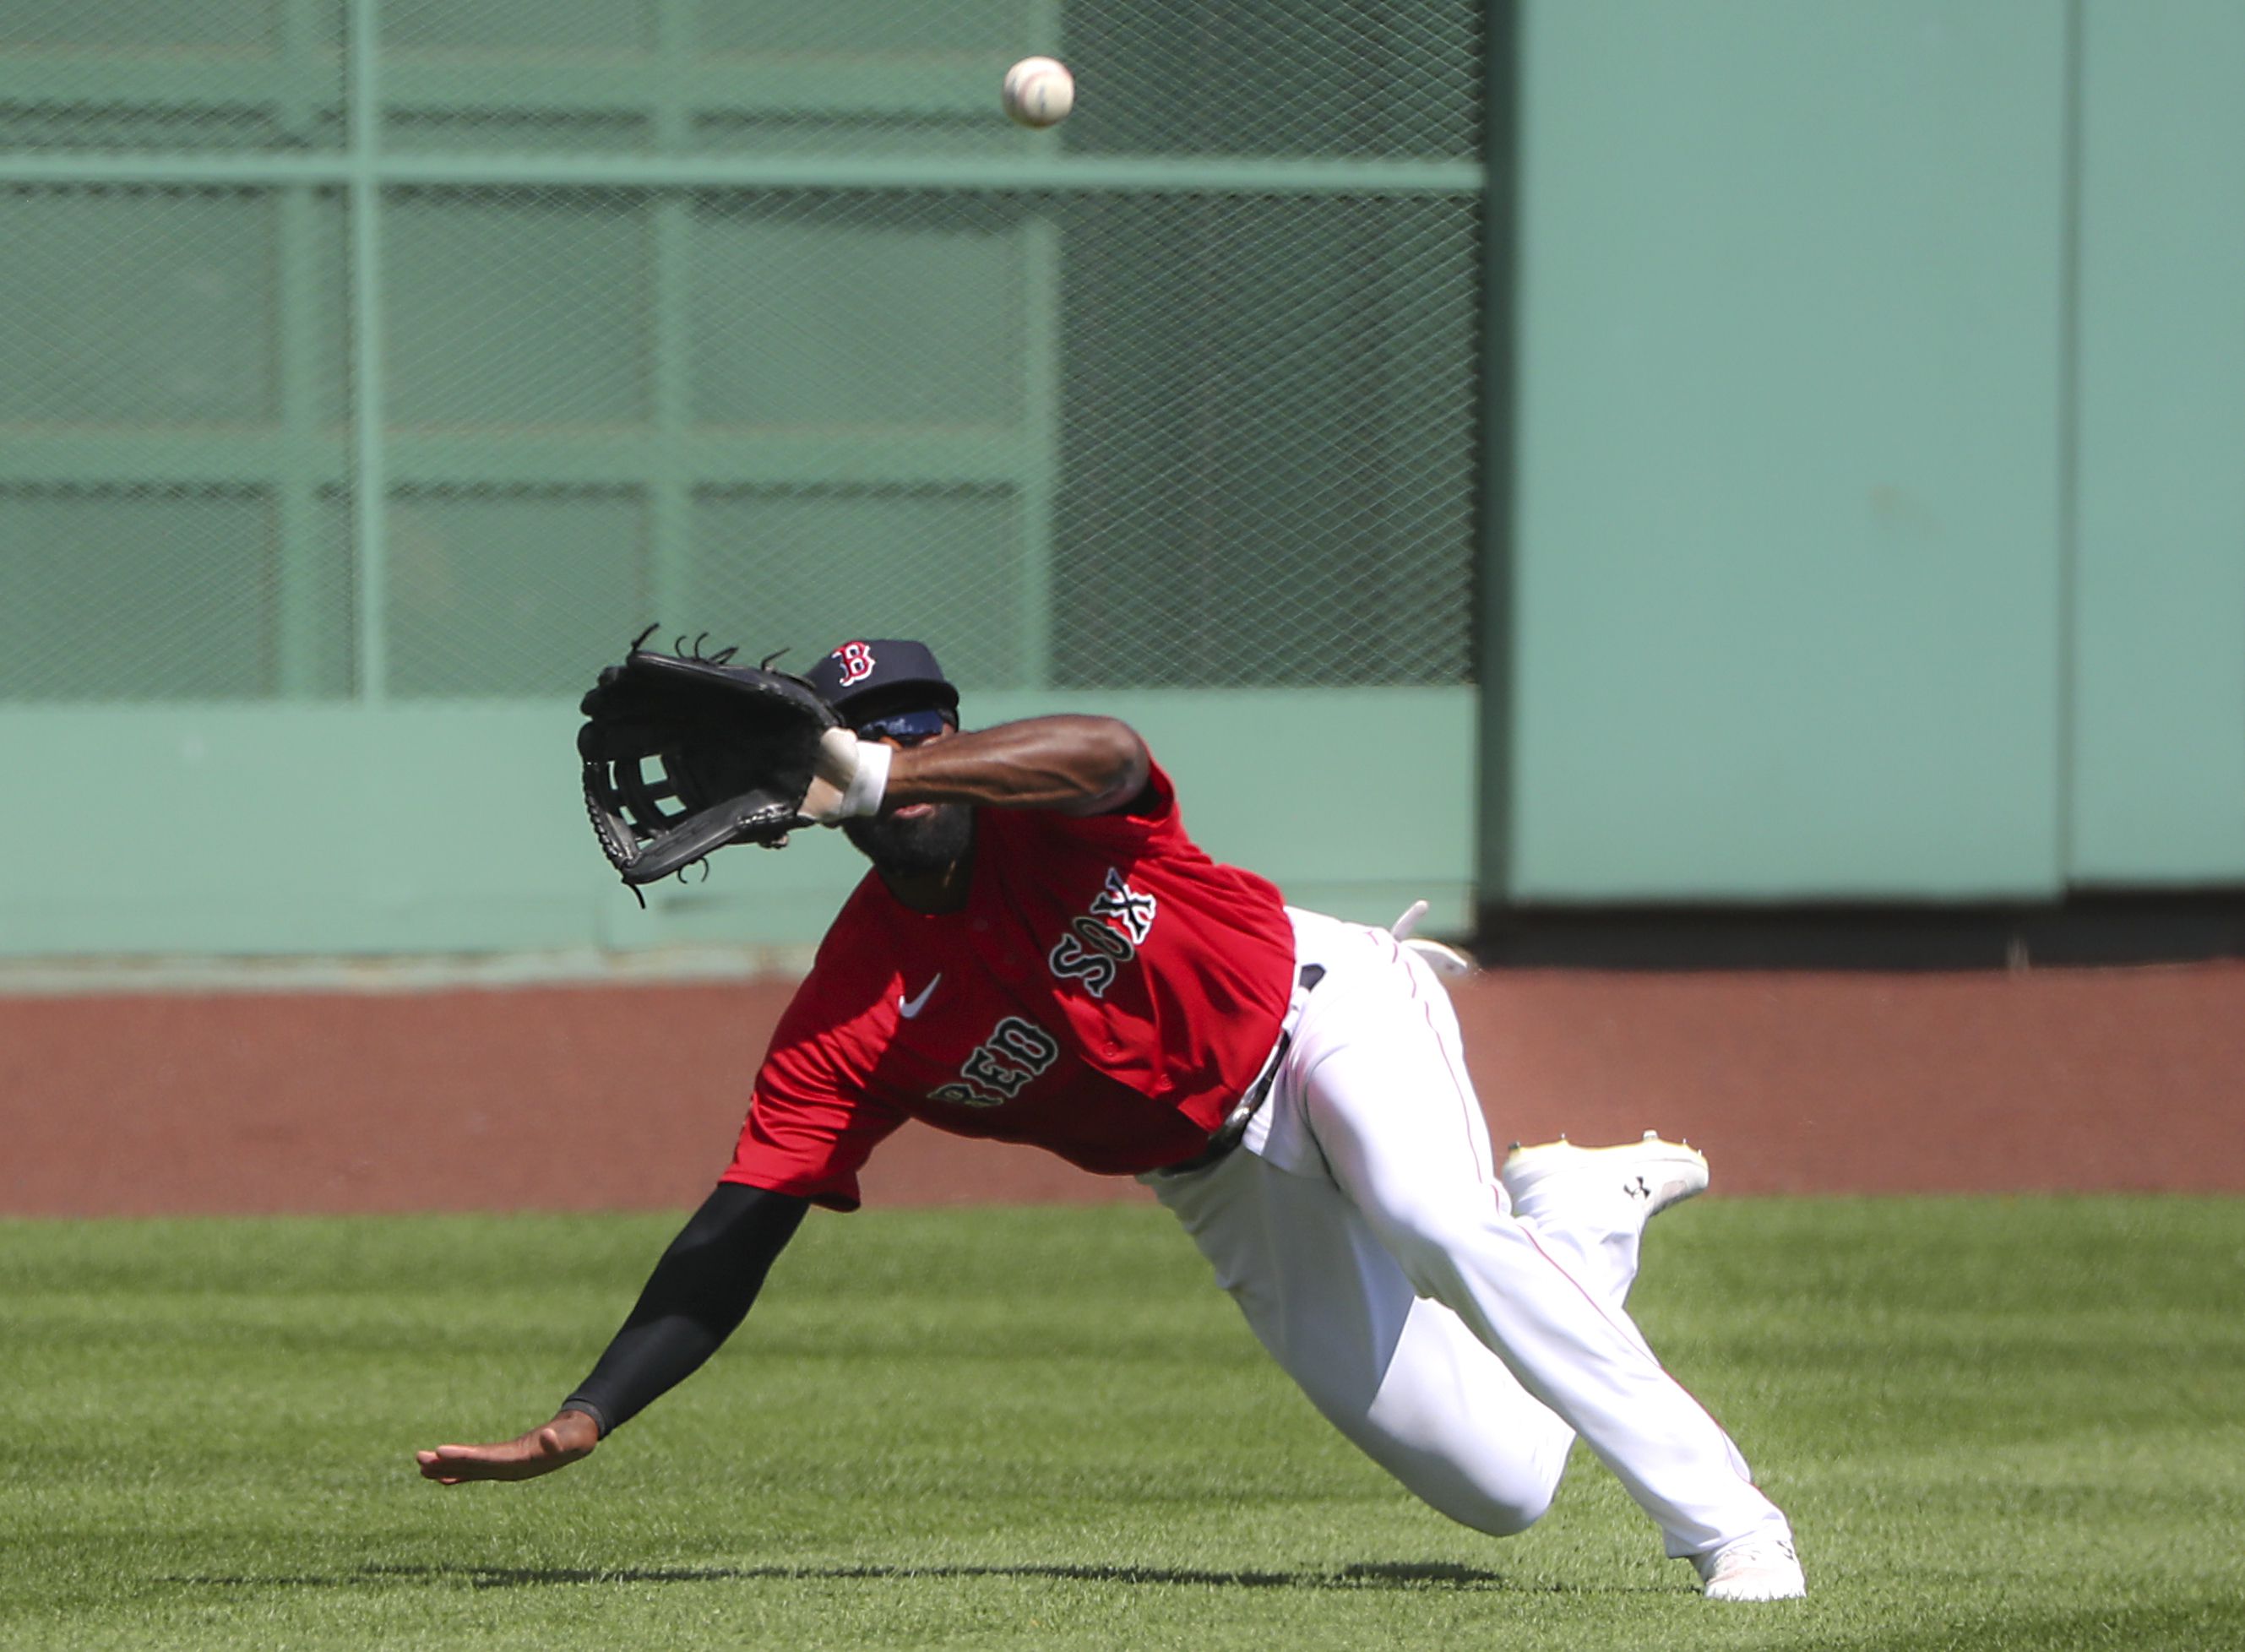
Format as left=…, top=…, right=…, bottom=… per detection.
left=3, top=1195, right=2241, bottom=1650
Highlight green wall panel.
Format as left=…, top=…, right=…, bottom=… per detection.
left=0, top=0, right=278, bottom=52
left=688, top=489, right=1028, bottom=685
left=0, top=188, right=284, bottom=425
left=386, top=489, right=650, bottom=696
left=1504, top=0, right=2069, bottom=900
left=2067, top=1, right=2245, bottom=884
left=0, top=487, right=347, bottom=701
left=384, top=193, right=653, bottom=427
left=393, top=0, right=655, bottom=53
left=1053, top=193, right=1479, bottom=689
left=693, top=0, right=1039, bottom=57
left=688, top=204, right=1029, bottom=428
left=0, top=689, right=1475, bottom=958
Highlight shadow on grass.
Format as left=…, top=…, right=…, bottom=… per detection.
left=177, top=1559, right=1647, bottom=1595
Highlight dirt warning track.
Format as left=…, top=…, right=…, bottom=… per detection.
left=4, top=963, right=2240, bottom=1218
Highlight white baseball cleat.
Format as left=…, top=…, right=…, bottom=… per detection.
left=1499, top=1130, right=1710, bottom=1223
left=1693, top=1533, right=1806, bottom=1601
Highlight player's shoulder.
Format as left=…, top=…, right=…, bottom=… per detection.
left=997, top=755, right=1180, bottom=845
left=1117, top=756, right=1179, bottom=823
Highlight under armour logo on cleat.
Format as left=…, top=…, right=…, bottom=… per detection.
left=1625, top=1174, right=1652, bottom=1200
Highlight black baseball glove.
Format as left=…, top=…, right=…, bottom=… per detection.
left=579, top=629, right=842, bottom=887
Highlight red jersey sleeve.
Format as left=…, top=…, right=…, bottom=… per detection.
left=721, top=984, right=909, bottom=1212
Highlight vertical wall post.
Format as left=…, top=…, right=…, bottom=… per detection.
left=2052, top=0, right=2085, bottom=886
left=1016, top=215, right=1061, bottom=691
left=1010, top=0, right=1068, bottom=692
left=275, top=0, right=338, bottom=696
left=274, top=182, right=331, bottom=696
left=647, top=0, right=697, bottom=628
left=346, top=0, right=390, bottom=702
left=1472, top=0, right=1524, bottom=927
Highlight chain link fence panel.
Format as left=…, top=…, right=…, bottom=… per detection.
left=0, top=0, right=1486, bottom=702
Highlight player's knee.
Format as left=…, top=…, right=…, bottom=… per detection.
left=1411, top=1464, right=1557, bottom=1539
left=1473, top=1482, right=1557, bottom=1538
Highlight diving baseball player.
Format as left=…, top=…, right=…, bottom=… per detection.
left=417, top=639, right=1806, bottom=1603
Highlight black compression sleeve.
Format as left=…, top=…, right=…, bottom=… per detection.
left=560, top=1182, right=808, bottom=1437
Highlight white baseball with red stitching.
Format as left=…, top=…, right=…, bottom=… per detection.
left=1002, top=57, right=1074, bottom=128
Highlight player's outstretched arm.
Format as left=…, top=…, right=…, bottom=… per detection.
left=416, top=1182, right=809, bottom=1486
left=885, top=715, right=1150, bottom=816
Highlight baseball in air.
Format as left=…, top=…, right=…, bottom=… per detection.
left=1003, top=57, right=1074, bottom=128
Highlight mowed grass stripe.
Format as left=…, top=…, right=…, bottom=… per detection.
left=2, top=1196, right=2240, bottom=1650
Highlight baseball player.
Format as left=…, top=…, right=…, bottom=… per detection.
left=418, top=639, right=1806, bottom=1603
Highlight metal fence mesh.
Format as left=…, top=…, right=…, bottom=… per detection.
left=0, top=1, right=1485, bottom=701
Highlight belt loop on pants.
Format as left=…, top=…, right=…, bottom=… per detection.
left=1158, top=962, right=1325, bottom=1177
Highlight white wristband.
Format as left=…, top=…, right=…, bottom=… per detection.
left=840, top=736, right=891, bottom=818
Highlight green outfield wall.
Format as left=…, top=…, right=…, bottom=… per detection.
left=1, top=2, right=2240, bottom=962
left=1500, top=0, right=2245, bottom=902
left=0, top=1, right=1484, bottom=957
left=2067, top=1, right=2245, bottom=886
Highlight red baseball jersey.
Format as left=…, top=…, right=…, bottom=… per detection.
left=721, top=761, right=1297, bottom=1209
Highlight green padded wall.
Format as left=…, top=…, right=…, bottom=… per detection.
left=0, top=0, right=1487, bottom=958
left=2067, top=1, right=2245, bottom=884
left=1503, top=0, right=2070, bottom=900
left=3, top=691, right=1476, bottom=955
left=9, top=3, right=2245, bottom=962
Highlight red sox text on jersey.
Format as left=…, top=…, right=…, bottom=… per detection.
left=723, top=762, right=1296, bottom=1209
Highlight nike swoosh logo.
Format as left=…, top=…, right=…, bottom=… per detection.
left=898, top=974, right=942, bottom=1019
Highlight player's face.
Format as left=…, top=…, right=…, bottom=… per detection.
left=842, top=709, right=971, bottom=876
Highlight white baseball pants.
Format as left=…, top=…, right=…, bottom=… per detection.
left=1145, top=908, right=1791, bottom=1560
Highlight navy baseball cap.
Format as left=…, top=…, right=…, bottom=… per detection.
left=805, top=639, right=959, bottom=722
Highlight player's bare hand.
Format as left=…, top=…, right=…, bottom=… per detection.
left=416, top=1410, right=600, bottom=1485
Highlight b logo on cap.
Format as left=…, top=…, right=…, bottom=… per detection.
left=834, top=641, right=875, bottom=686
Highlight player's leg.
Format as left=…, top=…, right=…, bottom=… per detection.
left=1277, top=913, right=1794, bottom=1564
left=1146, top=1146, right=1577, bottom=1537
